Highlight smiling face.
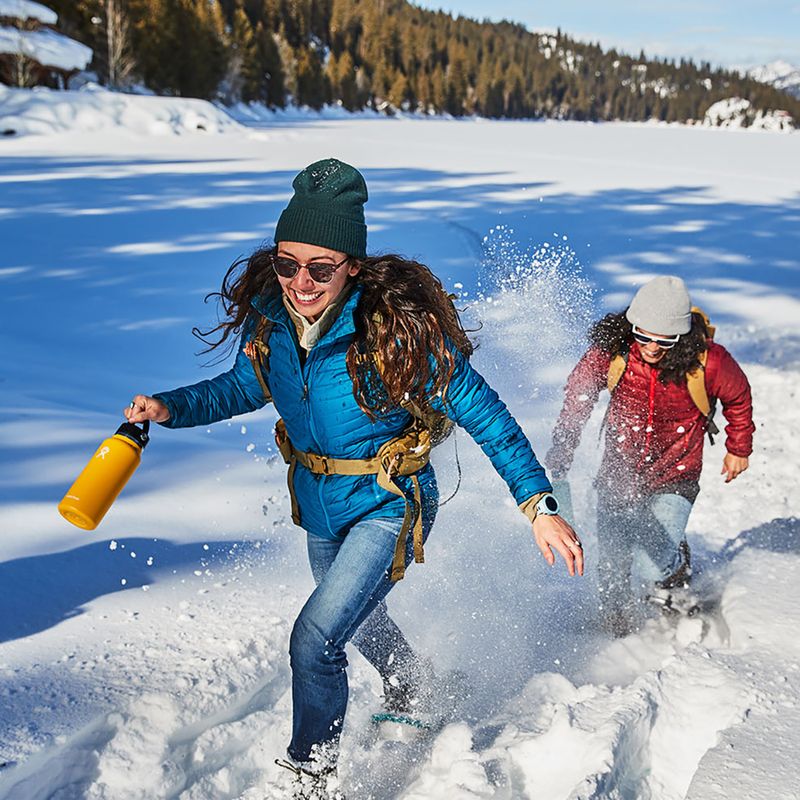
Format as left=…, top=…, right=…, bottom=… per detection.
left=635, top=327, right=672, bottom=365
left=275, top=241, right=360, bottom=322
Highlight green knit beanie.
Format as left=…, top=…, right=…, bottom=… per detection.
left=275, top=158, right=368, bottom=259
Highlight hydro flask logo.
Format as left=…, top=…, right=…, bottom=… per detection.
left=96, top=446, right=111, bottom=460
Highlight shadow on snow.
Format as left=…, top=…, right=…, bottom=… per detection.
left=0, top=537, right=269, bottom=643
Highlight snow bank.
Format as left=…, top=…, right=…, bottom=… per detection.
left=0, top=0, right=56, bottom=25
left=224, top=100, right=383, bottom=125
left=0, top=84, right=244, bottom=137
left=0, top=25, right=91, bottom=71
left=703, top=97, right=794, bottom=131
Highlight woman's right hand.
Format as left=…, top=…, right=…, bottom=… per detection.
left=125, top=394, right=170, bottom=424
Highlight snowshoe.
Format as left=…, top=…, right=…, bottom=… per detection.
left=371, top=673, right=434, bottom=742
left=646, top=586, right=700, bottom=618
left=370, top=711, right=434, bottom=742
left=275, top=758, right=345, bottom=800
left=648, top=541, right=699, bottom=617
left=370, top=667, right=471, bottom=741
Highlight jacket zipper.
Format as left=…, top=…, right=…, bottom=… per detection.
left=268, top=299, right=358, bottom=538
left=640, top=367, right=657, bottom=467
left=301, top=343, right=335, bottom=535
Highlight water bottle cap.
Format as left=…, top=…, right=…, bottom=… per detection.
left=114, top=420, right=150, bottom=450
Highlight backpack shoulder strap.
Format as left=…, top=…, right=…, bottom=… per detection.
left=686, top=349, right=710, bottom=418
left=244, top=314, right=274, bottom=402
left=607, top=352, right=628, bottom=393
left=687, top=349, right=720, bottom=443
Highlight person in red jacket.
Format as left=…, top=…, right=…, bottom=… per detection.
left=547, top=276, right=754, bottom=635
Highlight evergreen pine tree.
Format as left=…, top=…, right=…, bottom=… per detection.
left=253, top=21, right=286, bottom=106
left=294, top=44, right=326, bottom=108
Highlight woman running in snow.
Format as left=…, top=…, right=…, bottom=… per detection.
left=547, top=276, right=753, bottom=636
left=126, top=159, right=581, bottom=794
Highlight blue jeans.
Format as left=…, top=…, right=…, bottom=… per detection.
left=287, top=509, right=434, bottom=763
left=597, top=491, right=693, bottom=613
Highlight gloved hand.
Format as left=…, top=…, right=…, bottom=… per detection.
left=550, top=478, right=574, bottom=525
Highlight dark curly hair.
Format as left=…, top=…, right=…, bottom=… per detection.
left=588, top=310, right=710, bottom=385
left=193, top=246, right=473, bottom=418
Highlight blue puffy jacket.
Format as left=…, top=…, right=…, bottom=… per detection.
left=154, top=285, right=551, bottom=540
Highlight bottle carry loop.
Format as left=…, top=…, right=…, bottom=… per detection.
left=114, top=419, right=151, bottom=448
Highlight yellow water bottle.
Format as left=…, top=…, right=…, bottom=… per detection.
left=58, top=420, right=150, bottom=530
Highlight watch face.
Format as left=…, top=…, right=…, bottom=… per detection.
left=543, top=495, right=559, bottom=513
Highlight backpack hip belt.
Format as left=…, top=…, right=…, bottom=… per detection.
left=274, top=418, right=432, bottom=581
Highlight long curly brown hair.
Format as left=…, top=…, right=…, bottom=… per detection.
left=588, top=310, right=710, bottom=385
left=193, top=246, right=474, bottom=417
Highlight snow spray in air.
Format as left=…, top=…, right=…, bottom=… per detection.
left=58, top=421, right=150, bottom=530
left=473, top=225, right=595, bottom=403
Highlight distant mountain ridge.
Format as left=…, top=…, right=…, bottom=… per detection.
left=746, top=60, right=800, bottom=99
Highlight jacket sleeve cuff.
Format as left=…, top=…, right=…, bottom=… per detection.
left=519, top=492, right=549, bottom=524
left=152, top=392, right=179, bottom=428
left=726, top=445, right=752, bottom=458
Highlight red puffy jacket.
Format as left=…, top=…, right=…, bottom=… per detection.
left=546, top=341, right=754, bottom=498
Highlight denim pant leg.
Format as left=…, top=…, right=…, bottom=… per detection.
left=305, top=540, right=420, bottom=682
left=288, top=513, right=430, bottom=763
left=596, top=499, right=638, bottom=614
left=638, top=493, right=693, bottom=580
left=598, top=492, right=693, bottom=612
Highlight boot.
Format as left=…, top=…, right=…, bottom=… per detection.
left=600, top=605, right=637, bottom=638
left=656, top=540, right=692, bottom=591
left=381, top=662, right=471, bottom=724
left=382, top=674, right=419, bottom=715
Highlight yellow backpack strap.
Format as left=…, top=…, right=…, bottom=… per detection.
left=375, top=425, right=431, bottom=581
left=607, top=353, right=627, bottom=393
left=686, top=350, right=711, bottom=418
left=377, top=469, right=425, bottom=582
left=687, top=350, right=720, bottom=443
left=243, top=315, right=273, bottom=403
left=274, top=418, right=301, bottom=526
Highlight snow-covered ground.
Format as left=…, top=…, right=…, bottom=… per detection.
left=0, top=90, right=799, bottom=799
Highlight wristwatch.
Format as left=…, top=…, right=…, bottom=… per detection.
left=535, top=493, right=560, bottom=516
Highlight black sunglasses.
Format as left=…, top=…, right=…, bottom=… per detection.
left=632, top=326, right=680, bottom=350
left=272, top=254, right=350, bottom=284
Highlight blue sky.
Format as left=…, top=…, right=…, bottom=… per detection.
left=412, top=0, right=800, bottom=69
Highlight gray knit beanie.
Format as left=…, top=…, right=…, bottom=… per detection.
left=275, top=158, right=368, bottom=258
left=625, top=276, right=692, bottom=335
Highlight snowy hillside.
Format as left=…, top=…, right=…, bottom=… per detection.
left=747, top=60, right=800, bottom=99
left=0, top=93, right=798, bottom=799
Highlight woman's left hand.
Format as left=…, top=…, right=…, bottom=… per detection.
left=532, top=515, right=584, bottom=576
left=721, top=453, right=749, bottom=483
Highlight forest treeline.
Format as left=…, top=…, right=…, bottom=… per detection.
left=49, top=0, right=800, bottom=123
